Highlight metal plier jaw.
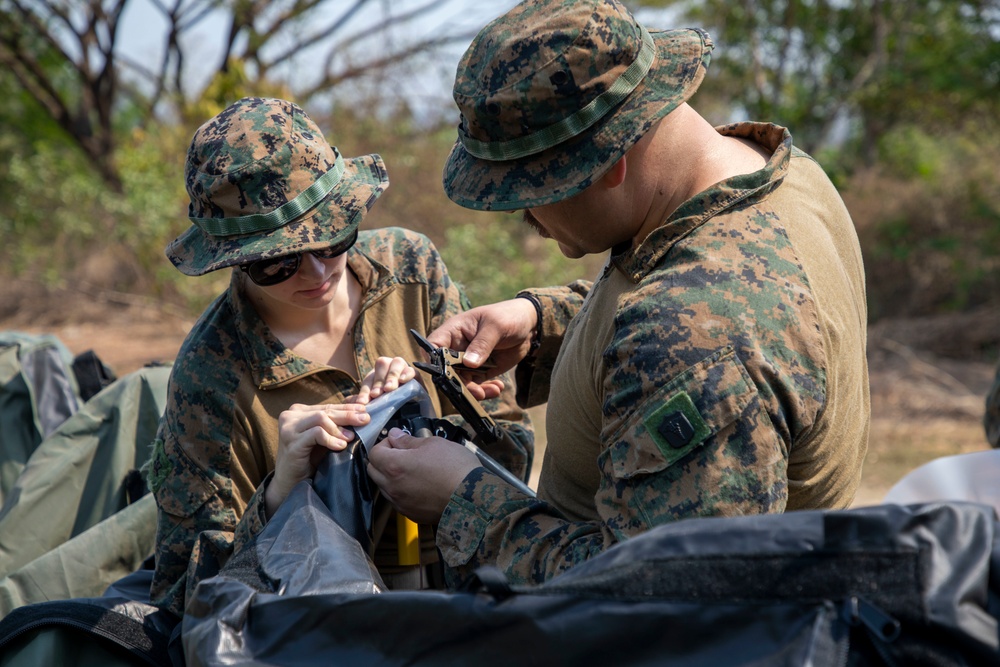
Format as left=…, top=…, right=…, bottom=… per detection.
left=408, top=328, right=537, bottom=498
left=409, top=329, right=503, bottom=444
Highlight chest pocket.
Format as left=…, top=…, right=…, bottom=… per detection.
left=599, top=346, right=786, bottom=533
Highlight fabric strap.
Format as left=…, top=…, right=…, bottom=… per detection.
left=191, top=152, right=346, bottom=237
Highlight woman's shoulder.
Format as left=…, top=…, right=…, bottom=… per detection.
left=356, top=227, right=447, bottom=283
left=174, top=290, right=247, bottom=372
left=356, top=226, right=437, bottom=256
left=167, top=300, right=249, bottom=416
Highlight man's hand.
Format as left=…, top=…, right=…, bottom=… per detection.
left=367, top=428, right=480, bottom=525
left=265, top=402, right=371, bottom=518
left=427, top=298, right=538, bottom=399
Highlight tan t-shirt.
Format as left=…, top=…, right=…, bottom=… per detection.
left=539, top=127, right=868, bottom=521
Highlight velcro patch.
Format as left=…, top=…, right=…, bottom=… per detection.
left=644, top=391, right=711, bottom=465
left=143, top=438, right=173, bottom=495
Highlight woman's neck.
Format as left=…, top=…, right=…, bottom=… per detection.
left=247, top=269, right=364, bottom=369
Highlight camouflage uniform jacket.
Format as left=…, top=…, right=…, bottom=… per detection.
left=436, top=122, right=869, bottom=587
left=147, top=227, right=533, bottom=616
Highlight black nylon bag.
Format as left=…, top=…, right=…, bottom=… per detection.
left=182, top=482, right=1000, bottom=666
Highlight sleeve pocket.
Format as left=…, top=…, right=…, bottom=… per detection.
left=605, top=346, right=757, bottom=480
left=149, top=435, right=220, bottom=519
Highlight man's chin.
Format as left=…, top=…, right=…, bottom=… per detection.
left=557, top=242, right=585, bottom=259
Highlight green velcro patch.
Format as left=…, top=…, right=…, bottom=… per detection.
left=143, top=438, right=173, bottom=495
left=644, top=390, right=712, bottom=465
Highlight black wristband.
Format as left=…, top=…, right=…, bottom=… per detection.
left=515, top=292, right=543, bottom=358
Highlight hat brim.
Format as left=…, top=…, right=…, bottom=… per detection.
left=442, top=29, right=711, bottom=211
left=167, top=153, right=389, bottom=276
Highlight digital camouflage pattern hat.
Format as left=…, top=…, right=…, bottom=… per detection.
left=167, top=97, right=389, bottom=276
left=443, top=0, right=713, bottom=211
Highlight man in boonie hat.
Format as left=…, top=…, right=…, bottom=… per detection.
left=148, top=97, right=535, bottom=617
left=368, top=0, right=870, bottom=589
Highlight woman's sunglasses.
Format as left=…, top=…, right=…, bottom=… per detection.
left=240, top=231, right=357, bottom=287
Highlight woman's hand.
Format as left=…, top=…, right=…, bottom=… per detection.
left=265, top=402, right=371, bottom=518
left=351, top=356, right=418, bottom=405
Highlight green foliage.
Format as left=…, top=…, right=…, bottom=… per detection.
left=439, top=214, right=599, bottom=307
left=0, top=138, right=102, bottom=277
left=631, top=0, right=1000, bottom=324
left=3, top=1, right=1000, bottom=327
left=876, top=127, right=943, bottom=181
left=846, top=120, right=1000, bottom=319
left=656, top=0, right=1000, bottom=162
left=0, top=91, right=217, bottom=310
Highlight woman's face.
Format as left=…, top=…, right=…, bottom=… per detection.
left=246, top=251, right=351, bottom=310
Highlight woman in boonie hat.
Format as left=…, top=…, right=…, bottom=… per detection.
left=147, top=97, right=534, bottom=618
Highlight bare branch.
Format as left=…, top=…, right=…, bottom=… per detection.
left=300, top=31, right=476, bottom=101
left=0, top=0, right=485, bottom=189
left=262, top=0, right=374, bottom=71
left=0, top=43, right=74, bottom=129
left=7, top=0, right=89, bottom=80
left=770, top=0, right=795, bottom=110
left=811, top=0, right=887, bottom=151
left=175, top=0, right=224, bottom=33
left=255, top=0, right=345, bottom=48
left=0, top=39, right=122, bottom=189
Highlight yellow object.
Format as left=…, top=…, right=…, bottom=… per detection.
left=397, top=513, right=421, bottom=566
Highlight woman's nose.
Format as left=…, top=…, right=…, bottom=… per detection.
left=297, top=252, right=326, bottom=279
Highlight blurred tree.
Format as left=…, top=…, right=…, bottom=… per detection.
left=632, top=0, right=1000, bottom=321
left=0, top=1, right=125, bottom=189
left=631, top=0, right=1000, bottom=158
left=0, top=0, right=493, bottom=190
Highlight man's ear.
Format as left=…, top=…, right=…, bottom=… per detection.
left=601, top=156, right=627, bottom=188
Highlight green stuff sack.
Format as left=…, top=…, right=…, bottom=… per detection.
left=0, top=333, right=81, bottom=505
left=0, top=363, right=170, bottom=614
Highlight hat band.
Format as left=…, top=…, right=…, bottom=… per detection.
left=459, top=24, right=655, bottom=162
left=190, top=151, right=347, bottom=237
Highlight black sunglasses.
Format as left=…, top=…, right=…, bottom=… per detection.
left=240, top=231, right=357, bottom=287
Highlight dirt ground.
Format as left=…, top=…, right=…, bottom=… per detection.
left=1, top=277, right=996, bottom=506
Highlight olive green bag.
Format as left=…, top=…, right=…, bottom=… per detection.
left=0, top=334, right=169, bottom=618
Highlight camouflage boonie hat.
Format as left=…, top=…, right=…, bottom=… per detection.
left=443, top=0, right=713, bottom=211
left=167, top=97, right=389, bottom=276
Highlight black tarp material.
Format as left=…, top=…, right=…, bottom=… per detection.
left=0, top=569, right=181, bottom=667
left=2, top=467, right=998, bottom=666
left=183, top=473, right=1000, bottom=666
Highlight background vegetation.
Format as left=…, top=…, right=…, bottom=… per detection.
left=1, top=0, right=999, bottom=357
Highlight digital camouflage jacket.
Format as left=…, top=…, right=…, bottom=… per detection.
left=436, top=122, right=869, bottom=587
left=147, top=227, right=534, bottom=617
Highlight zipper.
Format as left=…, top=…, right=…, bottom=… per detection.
left=842, top=595, right=901, bottom=666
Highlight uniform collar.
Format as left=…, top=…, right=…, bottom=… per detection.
left=612, top=122, right=792, bottom=282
